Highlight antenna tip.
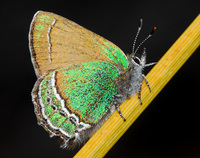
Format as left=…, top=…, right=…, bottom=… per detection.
left=139, top=19, right=143, bottom=28
left=150, top=27, right=157, bottom=35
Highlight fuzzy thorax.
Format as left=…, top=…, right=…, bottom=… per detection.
left=114, top=48, right=155, bottom=107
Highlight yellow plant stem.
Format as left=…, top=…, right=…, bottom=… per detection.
left=74, top=14, right=200, bottom=158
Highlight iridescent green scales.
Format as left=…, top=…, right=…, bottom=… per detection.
left=94, top=38, right=128, bottom=69
left=38, top=15, right=51, bottom=22
left=58, top=61, right=119, bottom=124
left=40, top=72, right=76, bottom=134
left=37, top=61, right=121, bottom=137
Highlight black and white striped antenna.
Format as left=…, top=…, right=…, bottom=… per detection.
left=131, top=19, right=156, bottom=58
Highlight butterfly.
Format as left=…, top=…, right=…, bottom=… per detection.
left=29, top=11, right=156, bottom=149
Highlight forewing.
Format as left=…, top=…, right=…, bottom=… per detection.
left=29, top=11, right=128, bottom=78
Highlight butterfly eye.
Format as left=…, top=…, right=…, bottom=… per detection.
left=133, top=57, right=140, bottom=65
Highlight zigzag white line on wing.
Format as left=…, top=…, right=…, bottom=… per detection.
left=38, top=73, right=70, bottom=137
left=51, top=72, right=91, bottom=131
left=38, top=71, right=91, bottom=138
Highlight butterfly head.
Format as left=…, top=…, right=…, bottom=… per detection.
left=127, top=19, right=156, bottom=70
left=128, top=47, right=147, bottom=69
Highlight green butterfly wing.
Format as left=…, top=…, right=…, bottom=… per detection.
left=32, top=61, right=120, bottom=138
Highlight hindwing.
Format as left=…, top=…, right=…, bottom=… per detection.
left=32, top=61, right=120, bottom=140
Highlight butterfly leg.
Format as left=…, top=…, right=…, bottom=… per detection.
left=138, top=82, right=143, bottom=105
left=116, top=105, right=126, bottom=121
left=113, top=95, right=126, bottom=121
left=138, top=75, right=151, bottom=104
left=142, top=74, right=151, bottom=92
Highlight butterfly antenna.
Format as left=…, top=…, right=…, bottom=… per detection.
left=132, top=26, right=156, bottom=58
left=132, top=19, right=143, bottom=58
